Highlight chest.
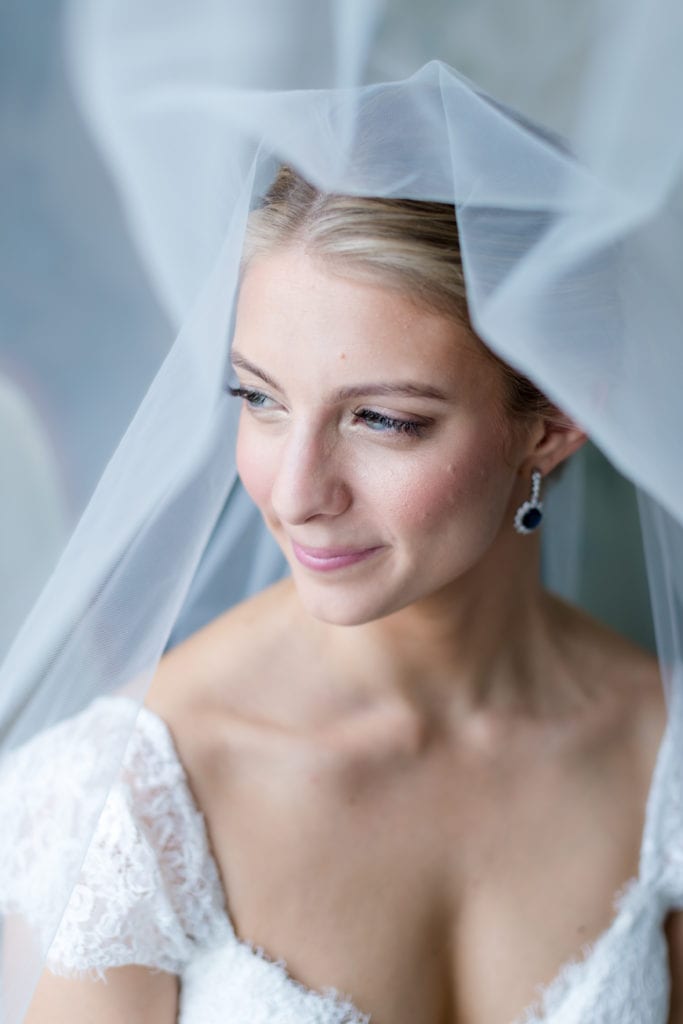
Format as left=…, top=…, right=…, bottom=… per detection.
left=187, top=727, right=650, bottom=1024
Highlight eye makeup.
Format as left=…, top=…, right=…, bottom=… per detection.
left=228, top=386, right=429, bottom=438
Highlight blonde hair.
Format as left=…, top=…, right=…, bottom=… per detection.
left=243, top=165, right=558, bottom=425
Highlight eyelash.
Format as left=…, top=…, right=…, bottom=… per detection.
left=227, top=386, right=426, bottom=437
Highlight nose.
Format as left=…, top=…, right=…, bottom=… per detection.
left=270, top=423, right=351, bottom=525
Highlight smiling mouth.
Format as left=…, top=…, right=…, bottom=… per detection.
left=290, top=540, right=384, bottom=572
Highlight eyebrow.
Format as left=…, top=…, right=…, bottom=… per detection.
left=230, top=351, right=450, bottom=402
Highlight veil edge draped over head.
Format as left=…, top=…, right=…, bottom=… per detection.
left=2, top=2, right=683, bottom=1017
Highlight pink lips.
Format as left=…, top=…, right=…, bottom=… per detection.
left=291, top=540, right=383, bottom=572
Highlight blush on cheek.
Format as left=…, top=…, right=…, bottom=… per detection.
left=399, top=449, right=511, bottom=540
left=407, top=459, right=476, bottom=520
left=235, top=430, right=274, bottom=511
left=366, top=466, right=459, bottom=534
left=416, top=477, right=466, bottom=526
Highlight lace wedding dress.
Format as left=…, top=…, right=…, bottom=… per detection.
left=1, top=691, right=681, bottom=1023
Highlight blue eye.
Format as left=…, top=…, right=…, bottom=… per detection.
left=228, top=387, right=426, bottom=438
left=354, top=409, right=425, bottom=437
left=227, top=386, right=269, bottom=408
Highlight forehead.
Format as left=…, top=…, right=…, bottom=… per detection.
left=233, top=248, right=495, bottom=388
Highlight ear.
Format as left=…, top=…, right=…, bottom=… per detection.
left=522, top=410, right=587, bottom=477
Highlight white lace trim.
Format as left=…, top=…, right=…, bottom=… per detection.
left=1, top=684, right=681, bottom=1023
left=182, top=937, right=372, bottom=1024
left=510, top=679, right=683, bottom=1024
left=0, top=696, right=227, bottom=980
left=511, top=879, right=669, bottom=1024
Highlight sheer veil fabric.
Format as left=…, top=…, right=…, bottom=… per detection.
left=2, top=1, right=683, bottom=1018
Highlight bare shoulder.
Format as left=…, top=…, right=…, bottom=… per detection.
left=143, top=576, right=322, bottom=754
left=148, top=576, right=293, bottom=693
left=546, top=592, right=666, bottom=761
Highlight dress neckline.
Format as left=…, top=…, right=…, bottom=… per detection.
left=106, top=679, right=675, bottom=1024
left=509, top=679, right=676, bottom=1024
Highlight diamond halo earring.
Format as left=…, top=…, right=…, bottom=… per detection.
left=514, top=469, right=543, bottom=535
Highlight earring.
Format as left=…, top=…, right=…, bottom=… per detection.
left=514, top=469, right=543, bottom=534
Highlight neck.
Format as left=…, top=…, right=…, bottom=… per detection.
left=317, top=532, right=582, bottom=723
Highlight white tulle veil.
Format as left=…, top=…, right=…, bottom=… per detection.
left=2, top=1, right=683, bottom=1017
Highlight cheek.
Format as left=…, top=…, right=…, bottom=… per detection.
left=377, top=437, right=514, bottom=541
left=235, top=421, right=276, bottom=510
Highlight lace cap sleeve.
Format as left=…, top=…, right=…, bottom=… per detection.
left=0, top=696, right=227, bottom=979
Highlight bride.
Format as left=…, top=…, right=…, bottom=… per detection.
left=14, top=163, right=680, bottom=1024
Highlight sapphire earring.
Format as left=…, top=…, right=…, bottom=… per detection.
left=514, top=469, right=543, bottom=534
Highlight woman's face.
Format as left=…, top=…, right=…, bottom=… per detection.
left=231, top=247, right=532, bottom=626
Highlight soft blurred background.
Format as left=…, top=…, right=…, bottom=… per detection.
left=0, top=0, right=654, bottom=665
left=0, top=1, right=172, bottom=658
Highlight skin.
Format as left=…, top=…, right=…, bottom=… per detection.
left=23, top=246, right=678, bottom=1023
left=230, top=248, right=594, bottom=713
left=233, top=252, right=540, bottom=637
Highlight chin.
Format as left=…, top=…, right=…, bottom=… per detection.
left=289, top=570, right=419, bottom=627
left=298, top=592, right=389, bottom=627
